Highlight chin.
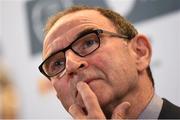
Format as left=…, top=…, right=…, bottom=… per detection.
left=89, top=81, right=114, bottom=107
left=99, top=95, right=114, bottom=108
left=58, top=95, right=74, bottom=111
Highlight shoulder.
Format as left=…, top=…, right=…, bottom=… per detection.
left=158, top=98, right=180, bottom=119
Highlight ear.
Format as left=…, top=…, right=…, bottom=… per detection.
left=128, top=34, right=152, bottom=72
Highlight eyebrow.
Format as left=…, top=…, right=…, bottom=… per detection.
left=75, top=27, right=96, bottom=41
left=45, top=28, right=97, bottom=59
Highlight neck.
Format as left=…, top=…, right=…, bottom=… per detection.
left=126, top=77, right=154, bottom=118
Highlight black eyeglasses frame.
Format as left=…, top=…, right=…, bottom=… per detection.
left=38, top=29, right=129, bottom=79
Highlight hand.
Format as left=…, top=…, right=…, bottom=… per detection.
left=68, top=81, right=131, bottom=119
left=111, top=101, right=131, bottom=119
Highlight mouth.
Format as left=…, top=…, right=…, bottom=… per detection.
left=75, top=78, right=99, bottom=98
left=84, top=78, right=95, bottom=84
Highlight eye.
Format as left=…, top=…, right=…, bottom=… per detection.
left=49, top=59, right=65, bottom=72
left=72, top=33, right=99, bottom=56
left=54, top=60, right=64, bottom=66
left=53, top=59, right=64, bottom=67
left=83, top=39, right=98, bottom=49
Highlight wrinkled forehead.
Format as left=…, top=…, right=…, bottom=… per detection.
left=43, top=10, right=115, bottom=58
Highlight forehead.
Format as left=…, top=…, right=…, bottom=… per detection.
left=43, top=9, right=115, bottom=58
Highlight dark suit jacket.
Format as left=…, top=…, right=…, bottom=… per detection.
left=158, top=98, right=180, bottom=119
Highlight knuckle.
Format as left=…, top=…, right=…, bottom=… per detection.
left=83, top=93, right=90, bottom=99
left=69, top=105, right=78, bottom=114
left=84, top=92, right=96, bottom=99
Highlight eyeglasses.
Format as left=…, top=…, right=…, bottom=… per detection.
left=39, top=29, right=129, bottom=79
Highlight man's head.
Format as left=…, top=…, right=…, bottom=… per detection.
left=43, top=6, right=154, bottom=85
left=39, top=5, right=153, bottom=117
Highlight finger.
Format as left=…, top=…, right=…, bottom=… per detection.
left=112, top=101, right=131, bottom=119
left=68, top=104, right=86, bottom=119
left=76, top=81, right=104, bottom=115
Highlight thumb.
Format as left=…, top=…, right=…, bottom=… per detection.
left=111, top=101, right=131, bottom=119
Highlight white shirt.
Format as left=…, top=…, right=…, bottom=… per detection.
left=139, top=94, right=163, bottom=119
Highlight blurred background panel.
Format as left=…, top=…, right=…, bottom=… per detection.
left=0, top=0, right=180, bottom=119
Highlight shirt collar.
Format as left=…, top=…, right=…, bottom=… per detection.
left=138, top=94, right=163, bottom=119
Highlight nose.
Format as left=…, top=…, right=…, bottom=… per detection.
left=65, top=50, right=88, bottom=77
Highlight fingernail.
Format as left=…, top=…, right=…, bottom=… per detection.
left=68, top=105, right=73, bottom=112
left=122, top=102, right=131, bottom=110
left=122, top=102, right=131, bottom=115
left=112, top=102, right=131, bottom=119
left=68, top=104, right=75, bottom=113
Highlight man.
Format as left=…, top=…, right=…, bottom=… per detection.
left=39, top=6, right=180, bottom=119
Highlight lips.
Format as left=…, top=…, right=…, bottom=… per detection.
left=84, top=78, right=95, bottom=84
left=74, top=78, right=94, bottom=98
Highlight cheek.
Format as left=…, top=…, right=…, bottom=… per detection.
left=89, top=53, right=111, bottom=72
left=89, top=47, right=138, bottom=94
left=51, top=79, right=74, bottom=110
left=89, top=80, right=115, bottom=106
left=90, top=51, right=120, bottom=81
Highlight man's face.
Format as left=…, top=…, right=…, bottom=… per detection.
left=43, top=10, right=138, bottom=111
